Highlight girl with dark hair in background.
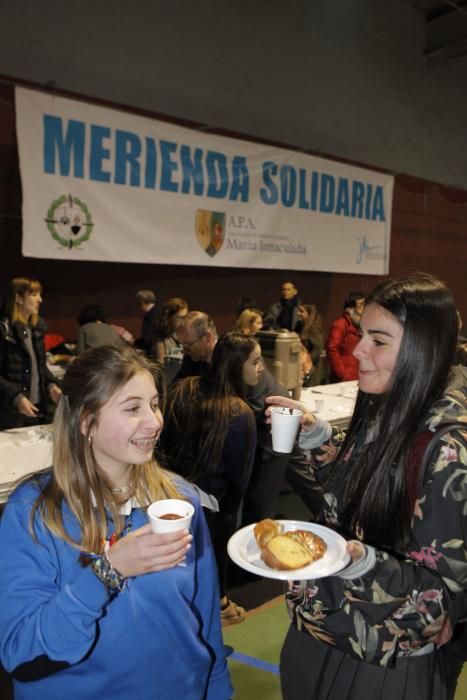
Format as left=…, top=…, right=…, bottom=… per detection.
left=152, top=297, right=188, bottom=364
left=0, top=345, right=231, bottom=699
left=296, top=303, right=325, bottom=386
left=162, top=332, right=260, bottom=625
left=268, top=273, right=466, bottom=700
left=0, top=277, right=62, bottom=429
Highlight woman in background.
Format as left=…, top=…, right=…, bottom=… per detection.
left=0, top=345, right=231, bottom=699
left=234, top=308, right=263, bottom=336
left=296, top=303, right=325, bottom=387
left=0, top=277, right=61, bottom=430
left=153, top=297, right=188, bottom=364
left=268, top=273, right=466, bottom=700
left=162, top=332, right=260, bottom=625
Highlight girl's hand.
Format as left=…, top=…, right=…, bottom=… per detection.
left=265, top=395, right=316, bottom=432
left=108, top=523, right=192, bottom=577
left=16, top=396, right=40, bottom=418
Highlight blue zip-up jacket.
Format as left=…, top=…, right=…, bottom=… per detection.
left=0, top=476, right=232, bottom=699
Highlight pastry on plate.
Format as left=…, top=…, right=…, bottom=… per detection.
left=253, top=519, right=327, bottom=571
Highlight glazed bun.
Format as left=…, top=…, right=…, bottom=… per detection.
left=286, top=530, right=327, bottom=561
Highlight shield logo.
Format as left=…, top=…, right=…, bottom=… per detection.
left=195, top=210, right=225, bottom=257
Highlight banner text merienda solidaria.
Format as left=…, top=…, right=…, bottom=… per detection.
left=43, top=116, right=387, bottom=222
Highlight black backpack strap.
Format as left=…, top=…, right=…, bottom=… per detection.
left=419, top=422, right=465, bottom=488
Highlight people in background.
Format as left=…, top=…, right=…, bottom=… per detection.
left=0, top=345, right=232, bottom=699
left=264, top=281, right=301, bottom=331
left=174, top=311, right=219, bottom=380
left=267, top=273, right=466, bottom=700
left=326, top=291, right=365, bottom=381
left=77, top=305, right=125, bottom=354
left=234, top=308, right=263, bottom=336
left=0, top=277, right=62, bottom=430
left=135, top=289, right=158, bottom=356
left=162, top=333, right=259, bottom=626
left=296, top=303, right=325, bottom=387
left=152, top=297, right=188, bottom=364
left=172, top=311, right=290, bottom=543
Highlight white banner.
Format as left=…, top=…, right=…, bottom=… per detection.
left=15, top=87, right=393, bottom=274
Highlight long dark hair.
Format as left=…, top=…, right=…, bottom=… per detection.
left=162, top=332, right=257, bottom=483
left=335, top=273, right=458, bottom=549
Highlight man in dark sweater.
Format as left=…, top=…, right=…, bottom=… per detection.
left=263, top=281, right=301, bottom=332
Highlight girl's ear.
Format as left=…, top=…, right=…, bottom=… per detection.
left=80, top=415, right=90, bottom=437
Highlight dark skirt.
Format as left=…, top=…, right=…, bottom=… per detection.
left=280, top=624, right=451, bottom=700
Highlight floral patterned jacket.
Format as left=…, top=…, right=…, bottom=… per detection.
left=286, top=368, right=467, bottom=666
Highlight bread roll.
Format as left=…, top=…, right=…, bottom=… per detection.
left=253, top=519, right=327, bottom=570
left=260, top=534, right=314, bottom=570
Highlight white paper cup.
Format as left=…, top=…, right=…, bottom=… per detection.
left=147, top=498, right=194, bottom=534
left=270, top=406, right=303, bottom=453
left=314, top=399, right=325, bottom=412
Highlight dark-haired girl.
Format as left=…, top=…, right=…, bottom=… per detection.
left=162, top=332, right=260, bottom=625
left=267, top=273, right=466, bottom=700
left=296, top=303, right=325, bottom=387
left=153, top=297, right=188, bottom=364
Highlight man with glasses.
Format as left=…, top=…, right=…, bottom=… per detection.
left=174, top=311, right=218, bottom=380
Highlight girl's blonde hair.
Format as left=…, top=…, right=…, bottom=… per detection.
left=32, top=345, right=180, bottom=554
left=3, top=277, right=42, bottom=326
left=234, top=308, right=262, bottom=335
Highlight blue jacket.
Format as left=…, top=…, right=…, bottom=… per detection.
left=0, top=476, right=232, bottom=699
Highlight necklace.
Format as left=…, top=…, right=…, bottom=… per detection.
left=112, top=485, right=131, bottom=494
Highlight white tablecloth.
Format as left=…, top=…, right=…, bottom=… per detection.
left=299, top=380, right=358, bottom=429
left=0, top=425, right=53, bottom=504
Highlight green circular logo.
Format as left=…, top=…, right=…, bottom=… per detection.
left=45, top=194, right=94, bottom=248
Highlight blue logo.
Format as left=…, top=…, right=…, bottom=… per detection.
left=356, top=235, right=385, bottom=264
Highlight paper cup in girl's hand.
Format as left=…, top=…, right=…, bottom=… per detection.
left=270, top=407, right=303, bottom=453
left=147, top=499, right=194, bottom=533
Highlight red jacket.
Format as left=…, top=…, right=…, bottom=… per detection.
left=326, top=312, right=360, bottom=381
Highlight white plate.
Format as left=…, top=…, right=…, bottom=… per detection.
left=227, top=520, right=350, bottom=581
